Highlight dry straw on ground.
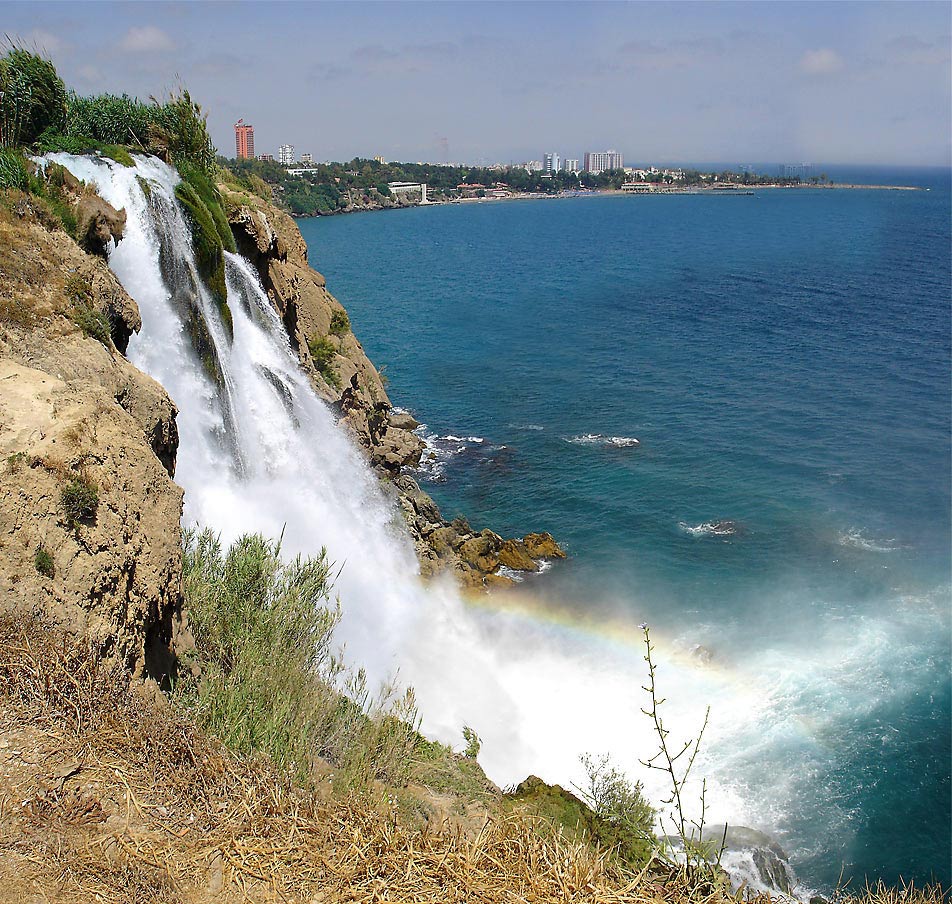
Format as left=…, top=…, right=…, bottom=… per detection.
left=0, top=615, right=945, bottom=904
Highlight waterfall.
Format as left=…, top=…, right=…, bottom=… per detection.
left=41, top=153, right=817, bottom=897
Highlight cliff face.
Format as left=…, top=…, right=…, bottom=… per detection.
left=221, top=185, right=564, bottom=589
left=0, top=196, right=185, bottom=684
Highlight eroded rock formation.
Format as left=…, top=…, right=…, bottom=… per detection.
left=0, top=199, right=185, bottom=685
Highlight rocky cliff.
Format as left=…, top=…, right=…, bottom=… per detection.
left=0, top=154, right=561, bottom=706
left=0, top=189, right=185, bottom=685
left=221, top=183, right=564, bottom=589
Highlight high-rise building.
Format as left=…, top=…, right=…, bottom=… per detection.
left=234, top=120, right=255, bottom=159
left=543, top=152, right=561, bottom=173
left=584, top=149, right=624, bottom=174
left=278, top=144, right=295, bottom=166
left=300, top=152, right=313, bottom=164
left=563, top=158, right=580, bottom=172
left=779, top=163, right=813, bottom=180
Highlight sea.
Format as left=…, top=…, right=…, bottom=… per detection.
left=297, top=166, right=951, bottom=892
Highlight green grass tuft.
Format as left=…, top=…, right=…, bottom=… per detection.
left=60, top=474, right=98, bottom=526
left=33, top=545, right=54, bottom=577
left=65, top=274, right=111, bottom=345
left=0, top=148, right=28, bottom=189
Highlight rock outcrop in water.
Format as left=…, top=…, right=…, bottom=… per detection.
left=221, top=184, right=564, bottom=588
left=0, top=195, right=186, bottom=686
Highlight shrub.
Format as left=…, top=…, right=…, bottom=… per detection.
left=62, top=92, right=153, bottom=149
left=61, top=474, right=99, bottom=526
left=0, top=48, right=67, bottom=148
left=329, top=309, right=350, bottom=337
left=577, top=753, right=657, bottom=866
left=33, top=545, right=54, bottom=578
left=462, top=724, right=481, bottom=759
left=180, top=529, right=419, bottom=787
left=307, top=335, right=340, bottom=389
left=148, top=89, right=216, bottom=179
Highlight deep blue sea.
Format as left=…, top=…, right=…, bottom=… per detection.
left=298, top=168, right=951, bottom=891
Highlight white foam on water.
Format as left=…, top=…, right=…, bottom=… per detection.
left=837, top=528, right=902, bottom=553
left=567, top=433, right=641, bottom=448
left=679, top=520, right=741, bottom=537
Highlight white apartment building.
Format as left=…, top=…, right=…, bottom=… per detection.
left=563, top=158, right=580, bottom=172
left=543, top=152, right=561, bottom=173
left=584, top=149, right=624, bottom=174
left=300, top=152, right=313, bottom=164
left=278, top=144, right=295, bottom=166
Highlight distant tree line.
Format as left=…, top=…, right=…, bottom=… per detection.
left=223, top=155, right=805, bottom=217
left=224, top=156, right=641, bottom=216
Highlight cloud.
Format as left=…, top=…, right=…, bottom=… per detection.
left=15, top=28, right=66, bottom=55
left=798, top=48, right=844, bottom=76
left=75, top=64, right=104, bottom=87
left=119, top=25, right=174, bottom=53
left=348, top=42, right=459, bottom=76
left=308, top=61, right=351, bottom=82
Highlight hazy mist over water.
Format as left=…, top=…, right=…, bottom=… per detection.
left=300, top=176, right=951, bottom=889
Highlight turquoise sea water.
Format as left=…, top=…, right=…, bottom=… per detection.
left=298, top=170, right=951, bottom=890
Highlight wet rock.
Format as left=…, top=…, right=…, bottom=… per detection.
left=523, top=532, right=566, bottom=559
left=701, top=825, right=796, bottom=896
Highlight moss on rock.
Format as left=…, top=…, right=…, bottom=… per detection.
left=174, top=178, right=233, bottom=338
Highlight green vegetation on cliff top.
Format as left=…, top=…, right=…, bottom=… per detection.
left=0, top=46, right=234, bottom=336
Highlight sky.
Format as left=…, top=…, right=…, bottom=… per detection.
left=5, top=1, right=950, bottom=167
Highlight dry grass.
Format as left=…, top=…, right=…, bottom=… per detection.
left=0, top=613, right=654, bottom=903
left=0, top=615, right=945, bottom=904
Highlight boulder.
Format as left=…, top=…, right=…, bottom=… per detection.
left=373, top=426, right=425, bottom=473
left=497, top=539, right=539, bottom=572
left=76, top=192, right=126, bottom=257
left=458, top=530, right=503, bottom=573
left=389, top=411, right=420, bottom=432
left=523, top=531, right=566, bottom=559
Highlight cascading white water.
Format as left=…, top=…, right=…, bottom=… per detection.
left=43, top=152, right=836, bottom=896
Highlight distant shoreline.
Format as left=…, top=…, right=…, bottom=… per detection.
left=292, top=180, right=924, bottom=219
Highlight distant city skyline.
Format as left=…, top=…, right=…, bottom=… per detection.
left=4, top=1, right=949, bottom=166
